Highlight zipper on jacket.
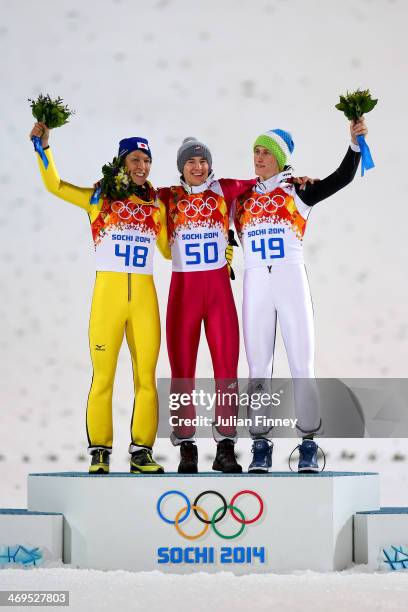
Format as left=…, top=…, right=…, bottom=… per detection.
left=128, top=273, right=131, bottom=302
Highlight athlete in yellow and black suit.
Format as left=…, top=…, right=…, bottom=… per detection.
left=30, top=123, right=171, bottom=474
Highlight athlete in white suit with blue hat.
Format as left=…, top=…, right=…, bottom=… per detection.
left=234, top=119, right=368, bottom=472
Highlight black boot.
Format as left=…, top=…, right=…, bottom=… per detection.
left=212, top=439, right=242, bottom=473
left=130, top=449, right=164, bottom=473
left=178, top=441, right=198, bottom=474
left=89, top=449, right=110, bottom=474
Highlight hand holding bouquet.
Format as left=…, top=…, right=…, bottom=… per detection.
left=335, top=89, right=377, bottom=176
left=28, top=94, right=74, bottom=168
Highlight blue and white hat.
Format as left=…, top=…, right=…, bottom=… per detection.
left=118, top=137, right=152, bottom=160
left=253, top=129, right=294, bottom=170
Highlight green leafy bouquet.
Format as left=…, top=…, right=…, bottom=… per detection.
left=29, top=94, right=74, bottom=168
left=89, top=156, right=137, bottom=204
left=335, top=89, right=377, bottom=175
left=335, top=88, right=378, bottom=121
left=29, top=94, right=74, bottom=128
left=100, top=157, right=134, bottom=200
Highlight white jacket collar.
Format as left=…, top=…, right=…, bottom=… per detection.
left=256, top=168, right=292, bottom=194
left=180, top=171, right=216, bottom=194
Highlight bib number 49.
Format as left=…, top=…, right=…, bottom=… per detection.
left=185, top=241, right=218, bottom=265
left=115, top=244, right=148, bottom=267
left=251, top=237, right=284, bottom=259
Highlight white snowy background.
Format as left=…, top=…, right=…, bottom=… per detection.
left=1, top=0, right=408, bottom=608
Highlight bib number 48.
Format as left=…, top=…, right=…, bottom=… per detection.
left=185, top=241, right=218, bottom=265
left=115, top=244, right=148, bottom=267
left=251, top=237, right=284, bottom=259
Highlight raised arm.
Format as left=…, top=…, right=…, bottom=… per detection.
left=295, top=119, right=367, bottom=206
left=30, top=122, right=94, bottom=213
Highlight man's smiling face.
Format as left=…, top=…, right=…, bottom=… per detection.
left=183, top=156, right=210, bottom=186
left=125, top=151, right=152, bottom=185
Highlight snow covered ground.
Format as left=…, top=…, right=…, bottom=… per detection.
left=1, top=0, right=408, bottom=607
left=0, top=567, right=408, bottom=612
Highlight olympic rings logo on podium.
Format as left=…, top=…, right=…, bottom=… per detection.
left=111, top=200, right=152, bottom=221
left=243, top=194, right=286, bottom=216
left=157, top=489, right=264, bottom=540
left=177, top=197, right=218, bottom=219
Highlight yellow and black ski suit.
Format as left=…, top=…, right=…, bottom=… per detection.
left=37, top=148, right=170, bottom=453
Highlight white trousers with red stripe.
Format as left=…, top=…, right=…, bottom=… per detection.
left=242, top=264, right=321, bottom=437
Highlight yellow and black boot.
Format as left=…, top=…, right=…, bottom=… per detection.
left=130, top=448, right=164, bottom=474
left=89, top=449, right=110, bottom=474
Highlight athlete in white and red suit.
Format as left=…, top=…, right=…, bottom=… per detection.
left=158, top=137, right=256, bottom=473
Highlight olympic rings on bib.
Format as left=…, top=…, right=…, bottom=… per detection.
left=157, top=489, right=264, bottom=539
left=111, top=200, right=152, bottom=221
left=243, top=194, right=286, bottom=216
left=177, top=196, right=218, bottom=219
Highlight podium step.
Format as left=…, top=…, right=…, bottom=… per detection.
left=0, top=508, right=63, bottom=566
left=28, top=471, right=379, bottom=572
left=354, top=507, right=408, bottom=567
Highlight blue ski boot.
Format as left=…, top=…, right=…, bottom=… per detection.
left=248, top=439, right=273, bottom=473
left=297, top=439, right=319, bottom=473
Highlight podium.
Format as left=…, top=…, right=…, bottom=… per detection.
left=0, top=509, right=63, bottom=566
left=354, top=508, right=408, bottom=567
left=26, top=471, right=379, bottom=572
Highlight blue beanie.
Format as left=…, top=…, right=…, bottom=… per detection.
left=118, top=137, right=152, bottom=160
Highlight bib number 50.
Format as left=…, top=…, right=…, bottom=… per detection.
left=115, top=244, right=148, bottom=267
left=185, top=241, right=218, bottom=265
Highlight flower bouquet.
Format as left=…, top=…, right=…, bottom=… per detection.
left=90, top=156, right=136, bottom=204
left=335, top=88, right=377, bottom=176
left=29, top=94, right=74, bottom=169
